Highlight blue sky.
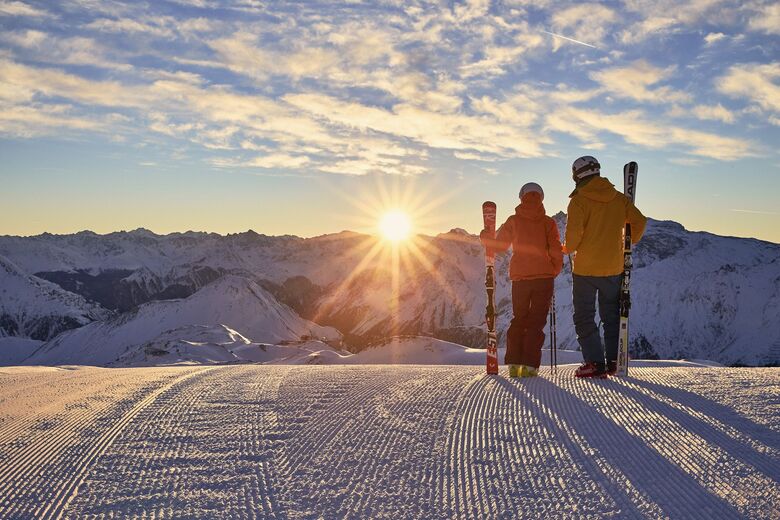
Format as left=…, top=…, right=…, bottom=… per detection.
left=1, top=0, right=779, bottom=241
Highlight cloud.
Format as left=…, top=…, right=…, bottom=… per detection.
left=691, top=104, right=735, bottom=123
left=0, top=1, right=51, bottom=17
left=590, top=60, right=690, bottom=104
left=247, top=154, right=312, bottom=169
left=550, top=4, right=617, bottom=48
left=0, top=103, right=104, bottom=137
left=85, top=17, right=175, bottom=38
left=748, top=3, right=780, bottom=35
left=619, top=0, right=733, bottom=43
left=0, top=59, right=152, bottom=108
left=717, top=63, right=780, bottom=114
left=1, top=32, right=132, bottom=70
left=547, top=105, right=754, bottom=160
left=284, top=92, right=547, bottom=159
left=704, top=32, right=727, bottom=45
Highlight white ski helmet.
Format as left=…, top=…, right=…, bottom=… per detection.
left=572, top=155, right=600, bottom=181
left=519, top=182, right=544, bottom=201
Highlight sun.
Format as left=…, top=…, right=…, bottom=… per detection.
left=378, top=210, right=412, bottom=242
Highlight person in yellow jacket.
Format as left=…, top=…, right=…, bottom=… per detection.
left=564, top=156, right=647, bottom=378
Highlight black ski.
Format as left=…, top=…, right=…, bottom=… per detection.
left=616, top=162, right=638, bottom=376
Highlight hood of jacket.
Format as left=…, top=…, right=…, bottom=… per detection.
left=515, top=193, right=546, bottom=220
left=569, top=176, right=618, bottom=203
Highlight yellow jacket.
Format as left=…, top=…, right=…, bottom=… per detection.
left=565, top=176, right=647, bottom=276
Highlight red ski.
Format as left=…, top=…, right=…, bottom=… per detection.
left=482, top=201, right=499, bottom=375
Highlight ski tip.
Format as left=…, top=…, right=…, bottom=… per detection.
left=623, top=161, right=638, bottom=173
left=482, top=201, right=496, bottom=210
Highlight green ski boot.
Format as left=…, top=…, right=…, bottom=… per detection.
left=520, top=365, right=539, bottom=377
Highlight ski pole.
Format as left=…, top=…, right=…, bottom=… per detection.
left=552, top=291, right=557, bottom=374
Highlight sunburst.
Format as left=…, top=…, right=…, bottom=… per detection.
left=311, top=174, right=476, bottom=340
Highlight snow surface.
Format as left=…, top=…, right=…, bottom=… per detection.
left=0, top=364, right=777, bottom=518
left=0, top=337, right=42, bottom=365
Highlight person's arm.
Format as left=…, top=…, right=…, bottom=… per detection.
left=481, top=216, right=513, bottom=253
left=564, top=199, right=584, bottom=254
left=547, top=219, right=564, bottom=276
left=627, top=201, right=647, bottom=244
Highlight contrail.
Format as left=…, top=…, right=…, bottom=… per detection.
left=729, top=208, right=779, bottom=215
left=542, top=30, right=597, bottom=49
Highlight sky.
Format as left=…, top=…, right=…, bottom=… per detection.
left=1, top=0, right=779, bottom=242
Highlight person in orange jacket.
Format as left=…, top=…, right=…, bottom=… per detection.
left=481, top=182, right=563, bottom=377
left=564, top=156, right=647, bottom=378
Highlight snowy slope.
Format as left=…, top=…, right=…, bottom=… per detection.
left=0, top=337, right=43, bottom=365
left=0, top=364, right=777, bottom=518
left=25, top=275, right=341, bottom=366
left=0, top=254, right=108, bottom=340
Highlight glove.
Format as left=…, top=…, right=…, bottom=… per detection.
left=479, top=229, right=493, bottom=246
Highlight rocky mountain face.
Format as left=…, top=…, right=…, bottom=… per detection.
left=1, top=217, right=778, bottom=366
left=0, top=254, right=108, bottom=341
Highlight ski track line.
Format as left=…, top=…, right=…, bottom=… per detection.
left=606, top=368, right=780, bottom=519
left=337, top=368, right=463, bottom=518
left=558, top=369, right=737, bottom=519
left=556, top=367, right=775, bottom=519
left=524, top=369, right=674, bottom=518
left=629, top=368, right=780, bottom=460
left=447, top=368, right=653, bottom=519
left=0, top=368, right=191, bottom=518
left=276, top=366, right=423, bottom=519
left=448, top=372, right=495, bottom=519
left=616, top=369, right=780, bottom=474
left=0, top=369, right=131, bottom=444
left=276, top=366, right=466, bottom=519
left=38, top=367, right=212, bottom=520
left=65, top=365, right=289, bottom=519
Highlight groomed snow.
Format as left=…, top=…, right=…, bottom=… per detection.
left=0, top=364, right=777, bottom=519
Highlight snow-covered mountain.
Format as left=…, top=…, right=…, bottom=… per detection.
left=1, top=217, right=779, bottom=366
left=0, top=254, right=108, bottom=340
left=25, top=275, right=341, bottom=366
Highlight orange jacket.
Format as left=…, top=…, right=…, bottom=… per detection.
left=489, top=194, right=563, bottom=281
left=565, top=176, right=647, bottom=276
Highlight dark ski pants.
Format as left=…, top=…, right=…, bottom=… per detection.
left=572, top=274, right=621, bottom=366
left=506, top=278, right=554, bottom=368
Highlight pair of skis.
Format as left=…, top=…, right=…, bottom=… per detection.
left=481, top=161, right=638, bottom=377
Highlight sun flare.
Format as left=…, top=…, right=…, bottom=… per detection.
left=378, top=210, right=412, bottom=242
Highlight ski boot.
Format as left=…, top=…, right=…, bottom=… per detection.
left=521, top=365, right=539, bottom=377
left=575, top=362, right=608, bottom=379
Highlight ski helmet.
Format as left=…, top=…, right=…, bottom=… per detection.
left=572, top=155, right=600, bottom=181
left=519, top=182, right=544, bottom=201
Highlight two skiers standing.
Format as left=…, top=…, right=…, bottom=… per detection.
left=480, top=155, right=647, bottom=379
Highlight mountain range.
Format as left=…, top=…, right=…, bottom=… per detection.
left=1, top=214, right=778, bottom=366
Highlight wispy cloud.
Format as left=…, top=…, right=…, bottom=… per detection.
left=590, top=61, right=690, bottom=104
left=549, top=3, right=616, bottom=49
left=718, top=63, right=780, bottom=115
left=0, top=0, right=51, bottom=18
left=748, top=3, right=780, bottom=35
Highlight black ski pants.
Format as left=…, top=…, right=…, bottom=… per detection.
left=506, top=277, right=554, bottom=368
